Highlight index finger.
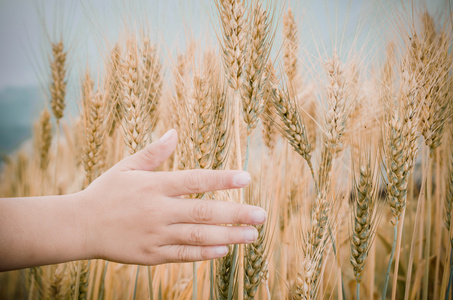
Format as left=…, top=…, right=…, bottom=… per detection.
left=155, top=169, right=251, bottom=197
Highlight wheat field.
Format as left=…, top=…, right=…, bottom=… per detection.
left=0, top=0, right=452, bottom=299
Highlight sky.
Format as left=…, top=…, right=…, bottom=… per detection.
left=0, top=0, right=448, bottom=89
left=0, top=0, right=449, bottom=155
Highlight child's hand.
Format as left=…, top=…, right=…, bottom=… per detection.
left=78, top=129, right=266, bottom=265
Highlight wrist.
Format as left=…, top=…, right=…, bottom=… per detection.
left=71, top=190, right=98, bottom=261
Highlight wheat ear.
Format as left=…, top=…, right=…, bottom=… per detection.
left=295, top=192, right=331, bottom=299
left=268, top=83, right=314, bottom=177
left=324, top=51, right=351, bottom=155
left=106, top=44, right=122, bottom=136
left=240, top=1, right=273, bottom=134
left=212, top=82, right=232, bottom=171
left=81, top=89, right=107, bottom=186
left=215, top=0, right=247, bottom=91
left=261, top=63, right=279, bottom=154
left=140, top=37, right=162, bottom=132
left=33, top=109, right=53, bottom=172
left=120, top=41, right=151, bottom=155
left=350, top=159, right=379, bottom=298
left=49, top=39, right=67, bottom=123
left=283, top=8, right=298, bottom=92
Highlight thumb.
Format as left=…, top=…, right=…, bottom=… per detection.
left=116, top=129, right=178, bottom=171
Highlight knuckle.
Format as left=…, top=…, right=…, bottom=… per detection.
left=192, top=201, right=213, bottom=222
left=188, top=226, right=207, bottom=244
left=232, top=205, right=243, bottom=224
left=200, top=247, right=209, bottom=260
left=184, top=170, right=205, bottom=194
left=176, top=246, right=190, bottom=262
left=228, top=227, right=238, bottom=243
left=141, top=146, right=159, bottom=163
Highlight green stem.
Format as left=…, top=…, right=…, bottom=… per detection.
left=99, top=262, right=109, bottom=300
left=193, top=262, right=197, bottom=300
left=423, top=152, right=432, bottom=300
left=327, top=226, right=345, bottom=300
left=382, top=223, right=398, bottom=300
left=74, top=261, right=81, bottom=300
left=228, top=245, right=239, bottom=300
left=54, top=122, right=60, bottom=193
left=447, top=245, right=453, bottom=300
left=147, top=266, right=154, bottom=300
left=210, top=260, right=214, bottom=300
left=133, top=266, right=140, bottom=300
left=356, top=282, right=360, bottom=300
left=243, top=135, right=250, bottom=171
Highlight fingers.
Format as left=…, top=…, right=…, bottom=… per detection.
left=166, top=224, right=258, bottom=246
left=115, top=129, right=177, bottom=171
left=160, top=245, right=230, bottom=263
left=168, top=198, right=267, bottom=225
left=156, top=169, right=251, bottom=196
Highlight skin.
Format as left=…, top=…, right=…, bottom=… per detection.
left=0, top=129, right=266, bottom=272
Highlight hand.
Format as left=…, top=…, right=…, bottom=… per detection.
left=77, top=129, right=266, bottom=265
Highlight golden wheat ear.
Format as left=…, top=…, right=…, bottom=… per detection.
left=240, top=0, right=276, bottom=135
left=49, top=39, right=67, bottom=124
left=33, top=109, right=53, bottom=172
left=267, top=81, right=314, bottom=178
left=245, top=175, right=277, bottom=299
left=349, top=153, right=381, bottom=285
left=283, top=7, right=298, bottom=93
left=119, top=39, right=151, bottom=155
left=215, top=0, right=247, bottom=91
left=140, top=36, right=163, bottom=134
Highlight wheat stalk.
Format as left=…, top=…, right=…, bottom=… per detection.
left=444, top=109, right=453, bottom=230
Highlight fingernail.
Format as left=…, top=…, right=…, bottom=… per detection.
left=243, top=228, right=258, bottom=243
left=159, top=129, right=175, bottom=144
left=233, top=172, right=251, bottom=187
left=215, top=246, right=229, bottom=256
left=250, top=209, right=267, bottom=224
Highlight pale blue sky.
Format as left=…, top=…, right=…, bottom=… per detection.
left=0, top=0, right=447, bottom=90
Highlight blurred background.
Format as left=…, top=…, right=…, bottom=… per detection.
left=0, top=0, right=446, bottom=163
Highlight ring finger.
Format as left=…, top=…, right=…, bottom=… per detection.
left=166, top=223, right=258, bottom=246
